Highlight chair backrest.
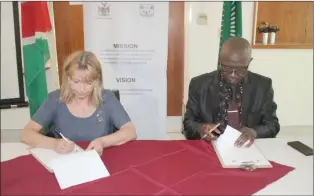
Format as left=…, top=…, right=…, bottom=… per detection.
left=110, top=89, right=120, bottom=133
left=111, top=89, right=120, bottom=101
left=46, top=89, right=120, bottom=138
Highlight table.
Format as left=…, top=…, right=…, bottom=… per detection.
left=1, top=137, right=312, bottom=195
left=254, top=136, right=313, bottom=195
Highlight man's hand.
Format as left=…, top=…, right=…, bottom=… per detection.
left=234, top=127, right=257, bottom=148
left=201, top=124, right=221, bottom=140
left=86, top=137, right=104, bottom=156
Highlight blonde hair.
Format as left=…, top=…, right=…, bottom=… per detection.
left=60, top=51, right=104, bottom=107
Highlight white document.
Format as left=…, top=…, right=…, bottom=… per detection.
left=29, top=144, right=84, bottom=173
left=212, top=126, right=272, bottom=168
left=215, top=125, right=249, bottom=149
left=50, top=150, right=110, bottom=189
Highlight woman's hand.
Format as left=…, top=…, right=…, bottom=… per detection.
left=54, top=139, right=75, bottom=154
left=86, top=137, right=104, bottom=156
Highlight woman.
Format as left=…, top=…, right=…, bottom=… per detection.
left=21, top=51, right=137, bottom=156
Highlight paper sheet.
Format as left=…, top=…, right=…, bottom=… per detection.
left=213, top=126, right=272, bottom=168
left=50, top=150, right=110, bottom=189
left=29, top=144, right=84, bottom=172
left=215, top=125, right=249, bottom=149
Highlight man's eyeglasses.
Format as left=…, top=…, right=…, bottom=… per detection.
left=220, top=64, right=248, bottom=76
left=220, top=57, right=252, bottom=76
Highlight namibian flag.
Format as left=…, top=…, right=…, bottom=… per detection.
left=20, top=2, right=51, bottom=116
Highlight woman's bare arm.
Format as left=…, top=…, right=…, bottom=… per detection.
left=20, top=120, right=57, bottom=149
left=100, top=121, right=137, bottom=148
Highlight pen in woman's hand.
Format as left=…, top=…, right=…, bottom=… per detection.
left=59, top=132, right=72, bottom=144
left=54, top=128, right=72, bottom=143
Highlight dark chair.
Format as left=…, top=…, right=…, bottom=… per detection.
left=45, top=89, right=120, bottom=138
left=112, top=90, right=120, bottom=101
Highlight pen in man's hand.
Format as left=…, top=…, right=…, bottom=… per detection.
left=201, top=123, right=221, bottom=139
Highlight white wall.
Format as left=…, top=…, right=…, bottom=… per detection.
left=184, top=2, right=313, bottom=127
left=1, top=2, right=21, bottom=100
left=1, top=2, right=59, bottom=131
left=2, top=2, right=313, bottom=132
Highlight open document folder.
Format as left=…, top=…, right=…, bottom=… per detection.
left=211, top=126, right=272, bottom=168
left=50, top=150, right=110, bottom=189
left=29, top=146, right=110, bottom=189
left=29, top=144, right=84, bottom=173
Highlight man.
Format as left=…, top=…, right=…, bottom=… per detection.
left=183, top=37, right=279, bottom=147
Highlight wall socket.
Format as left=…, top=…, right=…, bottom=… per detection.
left=196, top=13, right=208, bottom=25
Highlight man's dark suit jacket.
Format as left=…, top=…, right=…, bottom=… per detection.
left=183, top=70, right=280, bottom=140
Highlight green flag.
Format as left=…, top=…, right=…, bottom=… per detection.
left=218, top=1, right=243, bottom=69
left=21, top=2, right=51, bottom=116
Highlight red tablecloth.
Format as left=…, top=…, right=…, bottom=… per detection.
left=1, top=140, right=294, bottom=195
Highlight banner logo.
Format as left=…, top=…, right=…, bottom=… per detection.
left=96, top=110, right=104, bottom=123
left=98, top=2, right=111, bottom=16
left=139, top=4, right=154, bottom=17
